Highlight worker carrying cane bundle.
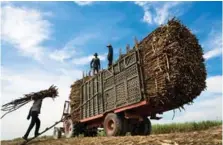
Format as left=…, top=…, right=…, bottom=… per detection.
left=1, top=85, right=58, bottom=141
left=22, top=97, right=43, bottom=140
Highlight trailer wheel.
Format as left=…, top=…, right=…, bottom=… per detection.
left=120, top=117, right=128, bottom=136
left=63, top=118, right=74, bottom=138
left=140, top=117, right=152, bottom=135
left=53, top=127, right=61, bottom=139
left=104, top=113, right=123, bottom=136
left=131, top=117, right=152, bottom=136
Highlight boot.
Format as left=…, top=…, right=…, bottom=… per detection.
left=22, top=135, right=28, bottom=141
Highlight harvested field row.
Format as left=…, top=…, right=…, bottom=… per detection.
left=2, top=124, right=222, bottom=145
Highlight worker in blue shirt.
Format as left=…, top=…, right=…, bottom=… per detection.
left=107, top=44, right=113, bottom=67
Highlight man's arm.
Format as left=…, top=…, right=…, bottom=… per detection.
left=27, top=107, right=32, bottom=120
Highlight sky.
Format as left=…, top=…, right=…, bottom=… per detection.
left=1, top=1, right=222, bottom=140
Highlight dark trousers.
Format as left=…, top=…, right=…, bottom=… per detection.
left=24, top=111, right=40, bottom=138
left=93, top=67, right=99, bottom=75
left=108, top=59, right=113, bottom=67
left=108, top=55, right=113, bottom=67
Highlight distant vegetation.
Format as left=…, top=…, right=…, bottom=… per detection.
left=152, top=120, right=222, bottom=134
left=98, top=120, right=222, bottom=136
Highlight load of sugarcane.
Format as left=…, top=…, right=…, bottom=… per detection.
left=1, top=85, right=58, bottom=119
left=69, top=76, right=91, bottom=122
left=68, top=18, right=206, bottom=119
left=137, top=18, right=206, bottom=111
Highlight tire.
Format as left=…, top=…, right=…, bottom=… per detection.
left=120, top=117, right=128, bottom=136
left=103, top=113, right=123, bottom=136
left=131, top=117, right=152, bottom=136
left=130, top=124, right=138, bottom=136
left=63, top=118, right=74, bottom=138
left=139, top=117, right=152, bottom=135
left=53, top=127, right=62, bottom=139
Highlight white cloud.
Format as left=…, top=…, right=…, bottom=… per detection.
left=198, top=96, right=222, bottom=108
left=135, top=1, right=186, bottom=25
left=69, top=33, right=99, bottom=46
left=1, top=4, right=52, bottom=61
left=143, top=11, right=152, bottom=24
left=135, top=1, right=148, bottom=7
left=154, top=2, right=181, bottom=25
left=206, top=75, right=222, bottom=94
left=181, top=95, right=222, bottom=121
left=152, top=95, right=222, bottom=124
left=49, top=49, right=74, bottom=62
left=50, top=33, right=99, bottom=62
left=204, top=48, right=222, bottom=60
left=74, top=1, right=94, bottom=6
left=72, top=54, right=106, bottom=65
left=203, top=29, right=222, bottom=60
left=72, top=55, right=93, bottom=65
left=190, top=28, right=200, bottom=34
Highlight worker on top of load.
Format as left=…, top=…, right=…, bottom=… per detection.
left=23, top=97, right=43, bottom=140
left=90, top=53, right=101, bottom=75
left=107, top=44, right=113, bottom=67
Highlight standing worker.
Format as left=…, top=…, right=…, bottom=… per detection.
left=107, top=44, right=113, bottom=67
left=90, top=53, right=101, bottom=75
left=23, top=98, right=43, bottom=140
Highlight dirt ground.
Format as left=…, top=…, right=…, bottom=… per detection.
left=2, top=125, right=222, bottom=145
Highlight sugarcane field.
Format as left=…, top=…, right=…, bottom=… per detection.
left=1, top=1, right=222, bottom=145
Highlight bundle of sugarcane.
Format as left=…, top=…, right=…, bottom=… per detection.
left=69, top=79, right=82, bottom=122
left=69, top=76, right=91, bottom=122
left=138, top=18, right=206, bottom=111
left=1, top=85, right=58, bottom=119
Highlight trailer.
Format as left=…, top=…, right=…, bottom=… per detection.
left=53, top=47, right=163, bottom=138
left=53, top=19, right=206, bottom=138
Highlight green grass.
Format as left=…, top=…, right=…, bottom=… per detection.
left=151, top=120, right=222, bottom=134
left=98, top=120, right=222, bottom=136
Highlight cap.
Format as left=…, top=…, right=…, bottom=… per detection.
left=106, top=44, right=112, bottom=47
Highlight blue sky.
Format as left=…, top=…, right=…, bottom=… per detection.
left=1, top=1, right=222, bottom=140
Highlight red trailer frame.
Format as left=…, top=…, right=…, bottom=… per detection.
left=80, top=100, right=148, bottom=123
left=58, top=48, right=163, bottom=138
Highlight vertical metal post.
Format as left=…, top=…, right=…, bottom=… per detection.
left=101, top=71, right=105, bottom=113
left=92, top=78, right=95, bottom=116
left=136, top=47, right=145, bottom=100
